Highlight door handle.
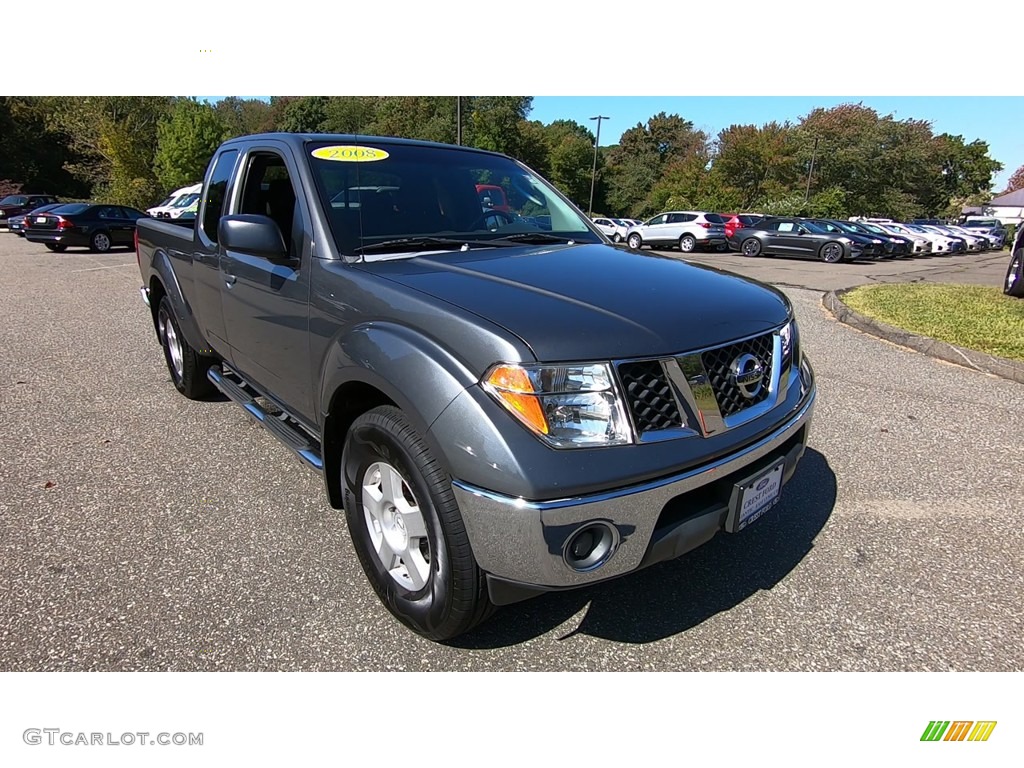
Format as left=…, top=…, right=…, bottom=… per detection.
left=224, top=275, right=237, bottom=287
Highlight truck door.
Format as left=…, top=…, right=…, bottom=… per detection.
left=192, top=148, right=239, bottom=355
left=218, top=145, right=314, bottom=421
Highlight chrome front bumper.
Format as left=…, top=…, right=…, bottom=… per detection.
left=453, top=359, right=816, bottom=595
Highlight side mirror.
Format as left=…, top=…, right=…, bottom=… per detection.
left=219, top=214, right=289, bottom=261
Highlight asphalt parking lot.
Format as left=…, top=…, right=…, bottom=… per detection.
left=1, top=234, right=1022, bottom=671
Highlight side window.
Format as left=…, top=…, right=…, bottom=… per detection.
left=760, top=220, right=779, bottom=231
left=648, top=214, right=667, bottom=226
left=667, top=213, right=684, bottom=224
left=238, top=151, right=300, bottom=258
left=201, top=149, right=239, bottom=244
left=778, top=222, right=795, bottom=232
left=97, top=206, right=119, bottom=219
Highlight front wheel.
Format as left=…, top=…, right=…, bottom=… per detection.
left=342, top=406, right=493, bottom=641
left=819, top=242, right=844, bottom=263
left=1005, top=250, right=1024, bottom=297
left=627, top=233, right=642, bottom=250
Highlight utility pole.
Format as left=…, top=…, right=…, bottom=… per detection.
left=588, top=115, right=609, bottom=218
left=804, top=136, right=819, bottom=203
left=456, top=96, right=461, bottom=146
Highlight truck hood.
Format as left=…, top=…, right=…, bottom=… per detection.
left=363, top=243, right=791, bottom=361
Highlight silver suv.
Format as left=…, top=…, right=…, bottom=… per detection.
left=626, top=211, right=727, bottom=253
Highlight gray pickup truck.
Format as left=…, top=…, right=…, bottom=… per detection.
left=136, top=133, right=817, bottom=640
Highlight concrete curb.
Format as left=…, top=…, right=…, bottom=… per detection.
left=822, top=288, right=1024, bottom=385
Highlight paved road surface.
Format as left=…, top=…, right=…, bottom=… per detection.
left=1, top=235, right=1021, bottom=670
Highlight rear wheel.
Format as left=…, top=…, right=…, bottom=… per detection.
left=90, top=231, right=112, bottom=253
left=741, top=238, right=762, bottom=257
left=1005, top=250, right=1024, bottom=297
left=819, top=242, right=844, bottom=263
left=627, top=233, right=642, bottom=250
left=679, top=234, right=697, bottom=253
left=156, top=295, right=214, bottom=399
left=342, top=406, right=494, bottom=641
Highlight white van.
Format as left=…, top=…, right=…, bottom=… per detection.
left=147, top=183, right=201, bottom=218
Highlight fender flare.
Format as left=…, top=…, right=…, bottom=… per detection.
left=149, top=250, right=211, bottom=353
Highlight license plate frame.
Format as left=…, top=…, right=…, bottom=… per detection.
left=724, top=458, right=786, bottom=533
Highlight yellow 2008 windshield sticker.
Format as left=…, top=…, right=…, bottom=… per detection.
left=311, top=145, right=389, bottom=162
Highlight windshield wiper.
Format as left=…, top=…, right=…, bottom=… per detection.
left=354, top=237, right=511, bottom=255
left=489, top=233, right=578, bottom=245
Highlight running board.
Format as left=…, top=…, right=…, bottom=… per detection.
left=207, top=366, right=324, bottom=472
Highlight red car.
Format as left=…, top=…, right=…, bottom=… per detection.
left=475, top=184, right=511, bottom=213
left=0, top=193, right=60, bottom=228
left=722, top=213, right=765, bottom=240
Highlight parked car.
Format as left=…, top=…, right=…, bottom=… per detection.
left=962, top=219, right=1007, bottom=248
left=1005, top=226, right=1024, bottom=297
left=6, top=203, right=65, bottom=236
left=730, top=217, right=876, bottom=262
left=475, top=184, right=512, bottom=214
left=24, top=203, right=147, bottom=252
left=916, top=224, right=968, bottom=253
left=0, top=194, right=60, bottom=228
left=805, top=219, right=893, bottom=259
left=871, top=222, right=933, bottom=255
left=135, top=132, right=816, bottom=640
left=900, top=224, right=959, bottom=255
left=844, top=220, right=914, bottom=258
left=722, top=213, right=765, bottom=240
left=147, top=183, right=201, bottom=218
left=626, top=211, right=727, bottom=253
left=592, top=216, right=628, bottom=242
left=942, top=224, right=994, bottom=251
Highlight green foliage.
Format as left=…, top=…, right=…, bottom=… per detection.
left=2, top=97, right=1007, bottom=222
left=154, top=99, right=228, bottom=193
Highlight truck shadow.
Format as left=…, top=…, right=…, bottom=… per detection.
left=449, top=448, right=837, bottom=649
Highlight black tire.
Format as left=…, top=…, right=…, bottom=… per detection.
left=612, top=233, right=622, bottom=243
left=741, top=237, right=761, bottom=257
left=679, top=234, right=697, bottom=253
left=1005, top=249, right=1024, bottom=297
left=819, top=242, right=844, bottom=263
left=627, top=233, right=643, bottom=250
left=156, top=295, right=214, bottom=399
left=342, top=405, right=494, bottom=641
left=44, top=243, right=66, bottom=252
left=90, top=230, right=112, bottom=253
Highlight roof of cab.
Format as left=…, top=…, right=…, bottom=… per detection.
left=219, top=132, right=509, bottom=158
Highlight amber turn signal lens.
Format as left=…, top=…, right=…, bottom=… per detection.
left=484, top=365, right=549, bottom=436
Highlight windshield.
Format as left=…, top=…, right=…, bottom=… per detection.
left=171, top=193, right=200, bottom=209
left=0, top=195, right=28, bottom=206
left=964, top=219, right=1000, bottom=228
left=308, top=141, right=601, bottom=258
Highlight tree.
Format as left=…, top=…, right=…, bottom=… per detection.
left=154, top=99, right=228, bottom=193
left=0, top=97, right=89, bottom=197
left=215, top=97, right=275, bottom=138
left=278, top=96, right=330, bottom=133
left=45, top=96, right=173, bottom=207
left=468, top=96, right=533, bottom=157
left=712, top=121, right=801, bottom=209
left=1004, top=164, right=1024, bottom=194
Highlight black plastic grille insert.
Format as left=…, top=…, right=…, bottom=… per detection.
left=617, top=360, right=682, bottom=433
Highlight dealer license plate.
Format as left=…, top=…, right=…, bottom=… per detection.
left=726, top=459, right=785, bottom=533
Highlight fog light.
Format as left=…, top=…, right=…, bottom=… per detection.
left=563, top=523, right=618, bottom=572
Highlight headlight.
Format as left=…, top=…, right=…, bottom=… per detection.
left=838, top=236, right=852, bottom=244
left=871, top=239, right=883, bottom=244
left=780, top=320, right=793, bottom=360
left=483, top=362, right=633, bottom=448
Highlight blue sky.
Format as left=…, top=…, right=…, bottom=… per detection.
left=528, top=97, right=1023, bottom=190
left=200, top=96, right=1022, bottom=191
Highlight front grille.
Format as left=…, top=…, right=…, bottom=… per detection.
left=617, top=361, right=683, bottom=433
left=700, top=332, right=774, bottom=417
